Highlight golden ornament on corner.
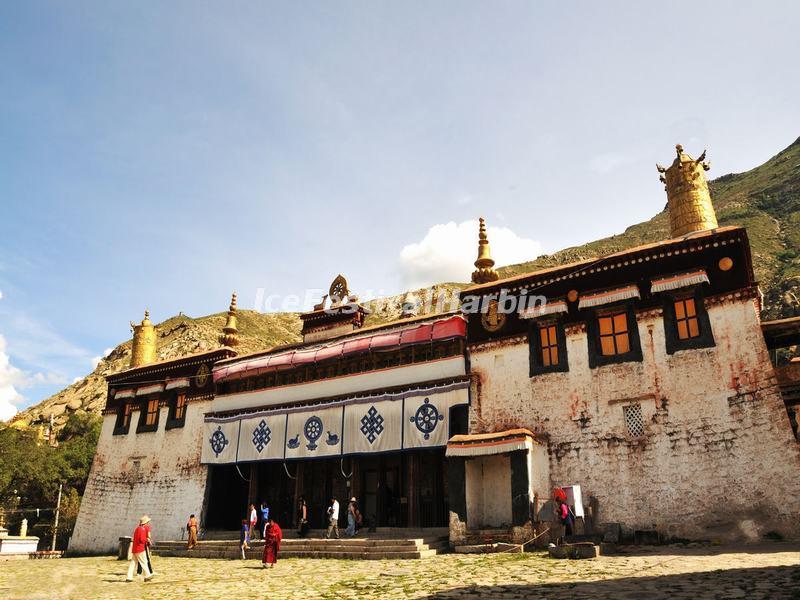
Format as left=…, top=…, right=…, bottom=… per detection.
left=718, top=257, right=734, bottom=272
left=567, top=290, right=579, bottom=303
left=481, top=299, right=506, bottom=332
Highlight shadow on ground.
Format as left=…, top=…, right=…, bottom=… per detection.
left=603, top=541, right=800, bottom=558
left=425, top=565, right=800, bottom=599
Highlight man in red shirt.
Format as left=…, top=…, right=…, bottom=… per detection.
left=126, top=516, right=154, bottom=582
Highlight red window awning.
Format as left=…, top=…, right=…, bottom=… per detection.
left=268, top=352, right=294, bottom=370
left=432, top=316, right=467, bottom=340
left=292, top=349, right=318, bottom=366
left=399, top=323, right=433, bottom=345
left=369, top=331, right=401, bottom=351
left=314, top=344, right=343, bottom=362
left=342, top=336, right=372, bottom=356
left=213, top=315, right=466, bottom=383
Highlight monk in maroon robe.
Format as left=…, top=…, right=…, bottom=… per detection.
left=262, top=518, right=282, bottom=568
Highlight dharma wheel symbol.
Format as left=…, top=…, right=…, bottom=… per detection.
left=209, top=425, right=229, bottom=457
left=410, top=398, right=444, bottom=440
left=304, top=416, right=323, bottom=450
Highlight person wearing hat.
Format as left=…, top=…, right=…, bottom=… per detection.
left=137, top=514, right=156, bottom=576
left=126, top=516, right=154, bottom=582
left=345, top=497, right=358, bottom=537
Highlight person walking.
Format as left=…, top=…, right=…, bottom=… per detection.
left=296, top=495, right=309, bottom=538
left=248, top=503, right=258, bottom=540
left=557, top=498, right=575, bottom=540
left=240, top=518, right=250, bottom=559
left=261, top=517, right=283, bottom=569
left=345, top=497, right=358, bottom=537
left=137, top=515, right=155, bottom=576
left=260, top=502, right=270, bottom=539
left=186, top=514, right=198, bottom=550
left=126, top=516, right=154, bottom=582
left=325, top=497, right=340, bottom=539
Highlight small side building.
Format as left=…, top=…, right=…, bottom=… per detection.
left=69, top=310, right=236, bottom=553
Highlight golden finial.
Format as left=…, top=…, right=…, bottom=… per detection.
left=401, top=290, right=419, bottom=318
left=471, top=217, right=499, bottom=284
left=219, top=293, right=240, bottom=347
left=658, top=144, right=717, bottom=238
left=130, top=309, right=157, bottom=368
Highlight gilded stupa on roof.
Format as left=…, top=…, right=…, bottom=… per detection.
left=130, top=310, right=157, bottom=368
left=658, top=144, right=718, bottom=238
left=219, top=293, right=240, bottom=347
left=471, top=217, right=499, bottom=285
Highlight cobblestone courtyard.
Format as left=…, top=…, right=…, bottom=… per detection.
left=2, top=544, right=799, bottom=599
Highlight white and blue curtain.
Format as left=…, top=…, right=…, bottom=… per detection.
left=200, top=381, right=468, bottom=465
left=236, top=413, right=287, bottom=462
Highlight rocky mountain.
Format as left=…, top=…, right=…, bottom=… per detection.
left=498, top=137, right=800, bottom=320
left=8, top=285, right=465, bottom=430
left=9, top=137, right=800, bottom=431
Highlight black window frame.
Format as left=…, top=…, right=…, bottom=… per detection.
left=662, top=288, right=715, bottom=355
left=113, top=401, right=132, bottom=435
left=165, top=391, right=188, bottom=430
left=136, top=395, right=161, bottom=433
left=528, top=319, right=569, bottom=376
left=587, top=302, right=643, bottom=368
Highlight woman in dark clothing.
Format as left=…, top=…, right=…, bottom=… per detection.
left=296, top=495, right=309, bottom=538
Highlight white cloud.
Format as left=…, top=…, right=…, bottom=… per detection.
left=91, top=347, right=114, bottom=369
left=0, top=289, right=4, bottom=300
left=0, top=334, right=25, bottom=422
left=589, top=152, right=636, bottom=174
left=399, top=220, right=542, bottom=289
left=26, top=372, right=70, bottom=387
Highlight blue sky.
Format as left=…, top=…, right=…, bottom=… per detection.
left=1, top=0, right=798, bottom=419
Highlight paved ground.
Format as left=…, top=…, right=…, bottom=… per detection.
left=2, top=543, right=800, bottom=599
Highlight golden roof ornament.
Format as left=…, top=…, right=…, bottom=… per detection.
left=329, top=274, right=350, bottom=306
left=130, top=309, right=157, bottom=368
left=401, top=290, right=419, bottom=318
left=657, top=144, right=718, bottom=238
left=219, top=293, right=240, bottom=347
left=471, top=217, right=499, bottom=284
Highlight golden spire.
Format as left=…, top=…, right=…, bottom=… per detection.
left=130, top=310, right=157, bottom=368
left=471, top=217, right=499, bottom=284
left=219, top=293, right=240, bottom=347
left=657, top=144, right=718, bottom=238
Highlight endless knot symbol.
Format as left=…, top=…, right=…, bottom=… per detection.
left=360, top=405, right=385, bottom=444
left=410, top=398, right=444, bottom=440
left=304, top=416, right=323, bottom=450
left=252, top=419, right=272, bottom=453
left=209, top=425, right=229, bottom=457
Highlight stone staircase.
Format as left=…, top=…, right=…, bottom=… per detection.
left=154, top=531, right=449, bottom=560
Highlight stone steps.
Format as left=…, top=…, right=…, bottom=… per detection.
left=154, top=536, right=449, bottom=560
left=201, top=527, right=449, bottom=540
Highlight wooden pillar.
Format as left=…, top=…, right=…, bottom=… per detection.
left=248, top=464, right=259, bottom=505
left=292, top=461, right=304, bottom=527
left=407, top=453, right=418, bottom=527
left=351, top=457, right=361, bottom=505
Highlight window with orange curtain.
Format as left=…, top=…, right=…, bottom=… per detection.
left=144, top=397, right=159, bottom=426
left=174, top=393, right=186, bottom=421
left=539, top=324, right=559, bottom=366
left=598, top=311, right=630, bottom=356
left=674, top=297, right=700, bottom=340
